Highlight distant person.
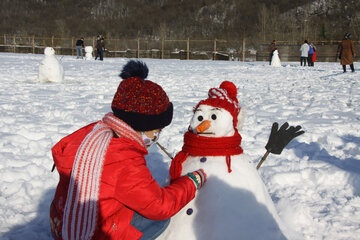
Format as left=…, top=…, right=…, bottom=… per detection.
left=75, top=37, right=85, bottom=59
left=307, top=41, right=316, bottom=67
left=312, top=47, right=317, bottom=65
left=95, top=36, right=105, bottom=61
left=300, top=40, right=310, bottom=66
left=269, top=40, right=277, bottom=65
left=95, top=38, right=105, bottom=61
left=338, top=32, right=356, bottom=72
left=94, top=35, right=101, bottom=60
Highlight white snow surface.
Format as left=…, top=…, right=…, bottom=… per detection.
left=0, top=53, right=359, bottom=240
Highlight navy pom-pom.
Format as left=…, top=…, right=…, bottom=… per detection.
left=119, top=60, right=149, bottom=80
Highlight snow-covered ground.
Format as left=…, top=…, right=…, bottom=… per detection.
left=0, top=52, right=359, bottom=240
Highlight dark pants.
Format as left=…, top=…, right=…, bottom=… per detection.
left=343, top=64, right=355, bottom=72
left=300, top=57, right=307, bottom=66
left=269, top=51, right=274, bottom=65
left=130, top=212, right=170, bottom=240
left=307, top=54, right=314, bottom=66
left=95, top=49, right=104, bottom=60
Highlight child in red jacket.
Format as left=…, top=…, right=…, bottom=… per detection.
left=50, top=60, right=206, bottom=240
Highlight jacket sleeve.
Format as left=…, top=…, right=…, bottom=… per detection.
left=114, top=156, right=197, bottom=220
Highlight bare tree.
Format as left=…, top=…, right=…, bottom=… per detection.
left=257, top=4, right=269, bottom=41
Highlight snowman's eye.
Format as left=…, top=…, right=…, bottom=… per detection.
left=211, top=114, right=217, bottom=120
left=198, top=115, right=204, bottom=121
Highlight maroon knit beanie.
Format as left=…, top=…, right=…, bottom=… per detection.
left=111, top=60, right=173, bottom=131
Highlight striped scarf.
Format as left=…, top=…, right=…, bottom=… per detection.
left=62, top=112, right=145, bottom=240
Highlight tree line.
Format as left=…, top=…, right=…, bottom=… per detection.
left=1, top=0, right=360, bottom=41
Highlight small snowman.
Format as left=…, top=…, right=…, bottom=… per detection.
left=159, top=81, right=303, bottom=240
left=84, top=46, right=93, bottom=60
left=38, top=47, right=64, bottom=83
left=271, top=49, right=281, bottom=67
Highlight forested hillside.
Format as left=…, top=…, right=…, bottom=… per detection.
left=1, top=0, right=360, bottom=40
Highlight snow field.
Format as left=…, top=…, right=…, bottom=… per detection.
left=0, top=53, right=359, bottom=239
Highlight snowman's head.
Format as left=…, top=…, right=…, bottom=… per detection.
left=189, top=81, right=245, bottom=137
left=85, top=46, right=93, bottom=53
left=44, top=47, right=55, bottom=56
left=190, top=104, right=235, bottom=137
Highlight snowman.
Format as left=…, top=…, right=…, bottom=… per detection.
left=38, top=47, right=64, bottom=83
left=84, top=46, right=93, bottom=60
left=159, top=81, right=301, bottom=240
left=271, top=49, right=281, bottom=67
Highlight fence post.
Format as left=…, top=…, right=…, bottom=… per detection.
left=3, top=34, right=6, bottom=45
left=13, top=35, right=16, bottom=53
left=32, top=36, right=35, bottom=54
left=187, top=38, right=190, bottom=60
left=213, top=38, right=217, bottom=60
left=72, top=37, right=74, bottom=56
left=161, top=38, right=164, bottom=59
left=93, top=37, right=95, bottom=55
left=137, top=38, right=140, bottom=58
left=51, top=36, right=54, bottom=47
left=114, top=38, right=117, bottom=58
left=242, top=38, right=246, bottom=62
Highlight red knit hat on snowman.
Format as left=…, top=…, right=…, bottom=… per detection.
left=194, top=81, right=242, bottom=128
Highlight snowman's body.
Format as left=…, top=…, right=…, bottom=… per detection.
left=38, top=47, right=64, bottom=83
left=85, top=46, right=93, bottom=60
left=159, top=84, right=290, bottom=239
left=271, top=49, right=281, bottom=67
left=160, top=154, right=287, bottom=240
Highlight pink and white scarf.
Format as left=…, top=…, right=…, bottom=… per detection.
left=62, top=112, right=145, bottom=240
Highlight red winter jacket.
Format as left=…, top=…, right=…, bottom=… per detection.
left=50, top=123, right=196, bottom=240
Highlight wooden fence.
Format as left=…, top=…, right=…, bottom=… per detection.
left=0, top=34, right=359, bottom=62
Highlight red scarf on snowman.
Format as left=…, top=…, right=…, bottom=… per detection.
left=170, top=130, right=243, bottom=180
left=170, top=81, right=244, bottom=180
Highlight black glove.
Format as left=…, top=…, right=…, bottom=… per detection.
left=265, top=122, right=304, bottom=154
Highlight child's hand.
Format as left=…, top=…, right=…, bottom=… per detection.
left=186, top=169, right=207, bottom=190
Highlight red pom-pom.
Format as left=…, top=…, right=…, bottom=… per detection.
left=219, top=81, right=237, bottom=100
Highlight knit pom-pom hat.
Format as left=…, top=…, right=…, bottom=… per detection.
left=111, top=60, right=173, bottom=131
left=195, top=81, right=240, bottom=127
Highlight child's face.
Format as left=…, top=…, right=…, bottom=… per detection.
left=144, top=129, right=161, bottom=139
left=141, top=129, right=162, bottom=148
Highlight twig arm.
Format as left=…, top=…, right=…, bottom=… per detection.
left=156, top=142, right=174, bottom=160
left=256, top=151, right=270, bottom=170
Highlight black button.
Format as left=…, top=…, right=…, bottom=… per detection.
left=200, top=157, right=207, bottom=163
left=186, top=208, right=193, bottom=215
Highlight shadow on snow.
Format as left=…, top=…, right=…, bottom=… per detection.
left=289, top=135, right=360, bottom=195
left=193, top=176, right=287, bottom=240
left=1, top=188, right=55, bottom=240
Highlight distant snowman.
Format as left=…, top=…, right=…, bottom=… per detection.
left=84, top=46, right=93, bottom=60
left=38, top=47, right=64, bottom=83
left=159, top=81, right=292, bottom=240
left=271, top=49, right=281, bottom=67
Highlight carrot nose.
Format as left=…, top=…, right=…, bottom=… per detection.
left=196, top=120, right=211, bottom=133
